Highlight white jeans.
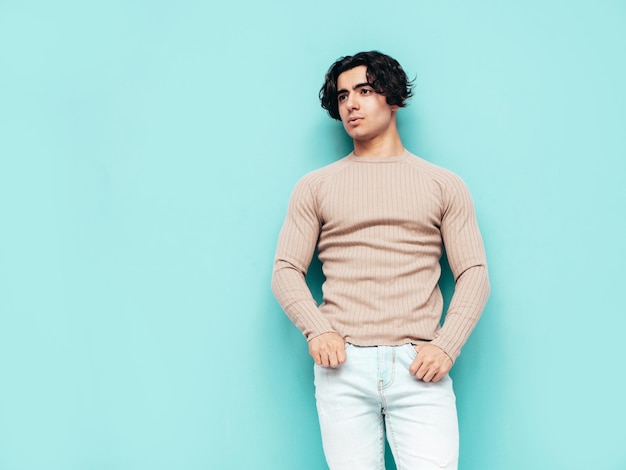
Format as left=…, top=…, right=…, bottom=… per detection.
left=314, top=343, right=459, bottom=470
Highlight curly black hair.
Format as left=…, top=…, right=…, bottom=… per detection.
left=319, top=51, right=414, bottom=120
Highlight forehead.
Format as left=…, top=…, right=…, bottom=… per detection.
left=337, top=65, right=368, bottom=90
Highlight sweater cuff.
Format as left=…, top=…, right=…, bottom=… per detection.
left=429, top=336, right=461, bottom=363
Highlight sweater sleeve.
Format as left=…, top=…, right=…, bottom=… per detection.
left=271, top=177, right=335, bottom=340
left=429, top=175, right=490, bottom=361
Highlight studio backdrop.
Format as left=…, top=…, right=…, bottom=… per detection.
left=0, top=1, right=625, bottom=469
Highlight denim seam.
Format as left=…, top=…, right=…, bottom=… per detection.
left=385, top=414, right=403, bottom=470
left=378, top=413, right=385, bottom=470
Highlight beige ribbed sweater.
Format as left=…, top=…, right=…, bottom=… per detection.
left=272, top=150, right=489, bottom=361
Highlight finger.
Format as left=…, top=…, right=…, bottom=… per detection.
left=329, top=344, right=347, bottom=368
left=312, top=353, right=322, bottom=366
left=422, top=367, right=437, bottom=383
left=328, top=351, right=339, bottom=368
left=332, top=346, right=346, bottom=367
left=414, top=352, right=434, bottom=377
left=421, top=354, right=440, bottom=378
left=431, top=370, right=444, bottom=383
left=337, top=347, right=347, bottom=365
left=412, top=361, right=428, bottom=378
left=410, top=346, right=432, bottom=375
left=409, top=356, right=422, bottom=375
left=312, top=346, right=327, bottom=367
left=415, top=363, right=430, bottom=380
left=321, top=351, right=331, bottom=367
left=313, top=351, right=324, bottom=366
left=309, top=345, right=321, bottom=365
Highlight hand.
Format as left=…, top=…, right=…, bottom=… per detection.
left=308, top=332, right=346, bottom=368
left=409, top=344, right=452, bottom=383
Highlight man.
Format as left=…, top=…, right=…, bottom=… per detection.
left=272, top=51, right=490, bottom=469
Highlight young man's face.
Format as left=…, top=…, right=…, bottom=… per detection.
left=336, top=65, right=399, bottom=143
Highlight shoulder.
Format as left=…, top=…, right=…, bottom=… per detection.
left=404, top=152, right=471, bottom=194
left=285, top=156, right=352, bottom=209
left=295, top=155, right=353, bottom=190
left=403, top=152, right=466, bottom=187
left=403, top=152, right=474, bottom=209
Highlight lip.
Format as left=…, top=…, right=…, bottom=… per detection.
left=347, top=116, right=364, bottom=125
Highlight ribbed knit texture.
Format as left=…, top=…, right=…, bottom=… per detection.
left=272, top=150, right=490, bottom=361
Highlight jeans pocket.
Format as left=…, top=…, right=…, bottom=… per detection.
left=399, top=343, right=418, bottom=366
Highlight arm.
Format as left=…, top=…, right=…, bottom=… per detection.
left=411, top=175, right=490, bottom=381
left=410, top=266, right=489, bottom=381
left=430, top=175, right=490, bottom=361
left=271, top=178, right=346, bottom=366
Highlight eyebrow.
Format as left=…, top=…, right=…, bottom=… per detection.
left=337, top=82, right=372, bottom=95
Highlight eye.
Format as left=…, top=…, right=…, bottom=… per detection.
left=361, top=88, right=372, bottom=95
left=338, top=94, right=347, bottom=102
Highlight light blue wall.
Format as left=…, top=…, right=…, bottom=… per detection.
left=1, top=1, right=625, bottom=469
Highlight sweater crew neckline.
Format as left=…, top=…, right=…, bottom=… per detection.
left=347, top=149, right=409, bottom=163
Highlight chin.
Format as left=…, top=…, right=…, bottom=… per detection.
left=351, top=131, right=374, bottom=142
left=344, top=127, right=367, bottom=140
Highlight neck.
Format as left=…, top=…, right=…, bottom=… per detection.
left=353, top=132, right=404, bottom=158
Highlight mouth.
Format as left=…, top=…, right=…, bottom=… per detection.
left=347, top=116, right=363, bottom=125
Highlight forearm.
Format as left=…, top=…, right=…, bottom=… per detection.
left=272, top=176, right=333, bottom=340
left=272, top=259, right=334, bottom=340
left=430, top=263, right=490, bottom=361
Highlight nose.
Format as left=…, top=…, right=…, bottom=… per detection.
left=345, top=93, right=359, bottom=110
